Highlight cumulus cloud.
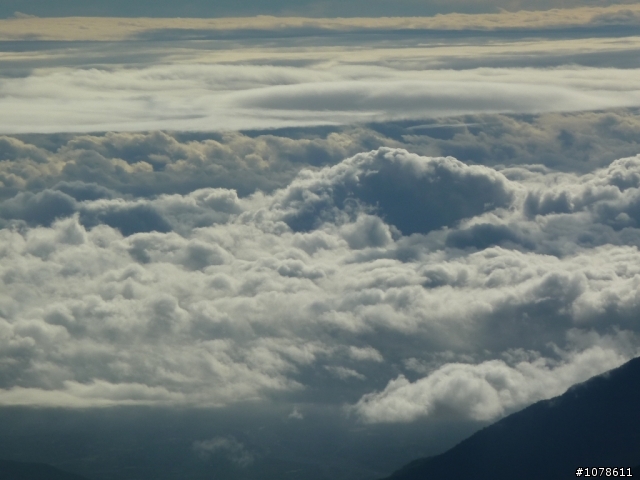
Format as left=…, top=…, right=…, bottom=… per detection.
left=398, top=110, right=640, bottom=174
left=352, top=343, right=629, bottom=423
left=0, top=130, right=394, bottom=200
left=0, top=147, right=639, bottom=422
left=272, top=148, right=514, bottom=234
left=0, top=190, right=77, bottom=226
left=3, top=111, right=640, bottom=208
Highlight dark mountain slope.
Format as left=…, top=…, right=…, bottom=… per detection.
left=384, top=356, right=640, bottom=480
left=0, top=459, right=91, bottom=480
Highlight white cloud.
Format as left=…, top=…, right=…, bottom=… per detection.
left=288, top=406, right=304, bottom=419
left=326, top=366, right=366, bottom=381
left=0, top=148, right=639, bottom=421
left=348, top=346, right=384, bottom=362
left=352, top=344, right=629, bottom=423
left=3, top=64, right=640, bottom=134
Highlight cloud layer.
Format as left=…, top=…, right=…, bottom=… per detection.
left=3, top=64, right=640, bottom=134
left=2, top=109, right=640, bottom=203
left=4, top=7, right=640, bottom=135
left=2, top=6, right=640, bottom=428
left=3, top=5, right=640, bottom=41
left=1, top=146, right=639, bottom=424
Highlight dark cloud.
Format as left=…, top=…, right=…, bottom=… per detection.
left=0, top=135, right=48, bottom=163
left=79, top=203, right=172, bottom=236
left=0, top=189, right=76, bottom=226
left=0, top=188, right=173, bottom=236
left=523, top=190, right=572, bottom=217
left=445, top=223, right=534, bottom=250
left=53, top=181, right=116, bottom=201
left=277, top=149, right=514, bottom=235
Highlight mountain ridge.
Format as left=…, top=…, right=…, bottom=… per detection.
left=0, top=459, right=92, bottom=480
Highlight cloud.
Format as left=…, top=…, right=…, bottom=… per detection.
left=347, top=346, right=384, bottom=362
left=10, top=12, right=37, bottom=20
left=0, top=131, right=393, bottom=201
left=445, top=223, right=534, bottom=250
left=3, top=64, right=640, bottom=134
left=79, top=201, right=173, bottom=236
left=1, top=147, right=640, bottom=420
left=351, top=343, right=629, bottom=423
left=326, top=366, right=366, bottom=381
left=0, top=190, right=76, bottom=226
left=400, top=110, right=640, bottom=174
left=0, top=381, right=185, bottom=408
left=3, top=111, right=640, bottom=209
left=273, top=148, right=514, bottom=235
left=193, top=436, right=255, bottom=467
left=3, top=9, right=640, bottom=471
left=4, top=6, right=640, bottom=136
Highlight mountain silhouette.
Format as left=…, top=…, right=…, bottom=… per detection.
left=0, top=460, right=91, bottom=480
left=383, top=356, right=640, bottom=480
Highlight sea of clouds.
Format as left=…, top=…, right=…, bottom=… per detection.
left=1, top=11, right=640, bottom=473
left=1, top=137, right=639, bottom=423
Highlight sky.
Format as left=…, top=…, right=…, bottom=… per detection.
left=1, top=2, right=640, bottom=480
